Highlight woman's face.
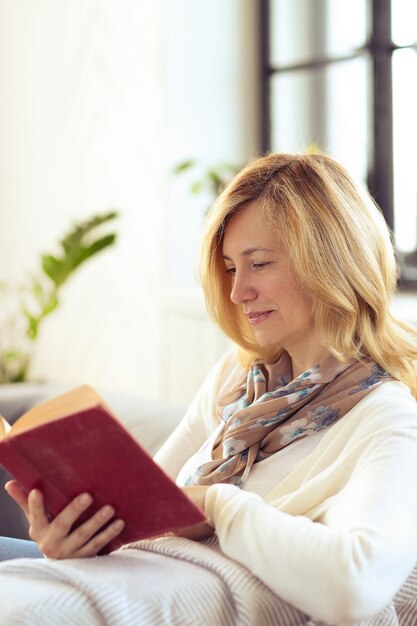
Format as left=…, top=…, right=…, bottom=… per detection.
left=222, top=201, right=316, bottom=352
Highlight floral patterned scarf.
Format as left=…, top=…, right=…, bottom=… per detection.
left=191, top=351, right=393, bottom=487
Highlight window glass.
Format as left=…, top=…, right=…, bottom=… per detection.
left=270, top=56, right=368, bottom=182
left=325, top=0, right=369, bottom=57
left=270, top=0, right=367, bottom=67
left=393, top=48, right=417, bottom=254
left=392, top=0, right=417, bottom=47
left=270, top=70, right=319, bottom=153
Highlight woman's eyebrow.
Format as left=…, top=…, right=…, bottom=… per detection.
left=222, top=246, right=275, bottom=260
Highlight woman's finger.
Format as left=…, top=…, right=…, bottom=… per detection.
left=76, top=517, right=125, bottom=558
left=27, top=489, right=53, bottom=540
left=40, top=492, right=93, bottom=546
left=4, top=480, right=30, bottom=515
left=43, top=511, right=125, bottom=559
left=63, top=504, right=117, bottom=553
left=40, top=496, right=125, bottom=558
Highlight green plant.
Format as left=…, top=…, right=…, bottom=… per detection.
left=173, top=148, right=322, bottom=204
left=173, top=159, right=244, bottom=211
left=0, top=211, right=119, bottom=383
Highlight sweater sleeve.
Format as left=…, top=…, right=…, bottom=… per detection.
left=205, top=414, right=417, bottom=624
left=154, top=350, right=242, bottom=480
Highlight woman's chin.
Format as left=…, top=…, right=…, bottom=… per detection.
left=253, top=331, right=281, bottom=347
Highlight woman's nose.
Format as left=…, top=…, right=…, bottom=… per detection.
left=230, top=273, right=257, bottom=304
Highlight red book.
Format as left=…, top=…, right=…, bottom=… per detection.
left=0, top=385, right=206, bottom=554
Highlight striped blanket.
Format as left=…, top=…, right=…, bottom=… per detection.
left=0, top=535, right=416, bottom=625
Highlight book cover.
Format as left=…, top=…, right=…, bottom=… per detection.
left=0, top=387, right=206, bottom=554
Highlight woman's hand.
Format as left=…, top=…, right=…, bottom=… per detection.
left=170, top=486, right=214, bottom=541
left=5, top=480, right=125, bottom=559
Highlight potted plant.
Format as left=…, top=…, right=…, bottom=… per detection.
left=0, top=211, right=119, bottom=383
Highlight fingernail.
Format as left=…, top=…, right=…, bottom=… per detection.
left=113, top=519, right=124, bottom=530
left=78, top=493, right=92, bottom=506
left=100, top=505, right=114, bottom=518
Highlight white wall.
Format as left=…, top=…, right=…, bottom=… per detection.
left=163, top=0, right=260, bottom=287
left=0, top=1, right=260, bottom=406
left=160, top=0, right=261, bottom=404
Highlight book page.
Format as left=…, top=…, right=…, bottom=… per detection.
left=0, top=414, right=12, bottom=441
left=9, top=385, right=114, bottom=436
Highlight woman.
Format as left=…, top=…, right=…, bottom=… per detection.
left=1, top=152, right=417, bottom=625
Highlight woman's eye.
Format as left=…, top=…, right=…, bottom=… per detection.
left=225, top=267, right=236, bottom=275
left=251, top=262, right=271, bottom=270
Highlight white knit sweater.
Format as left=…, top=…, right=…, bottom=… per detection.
left=155, top=351, right=417, bottom=625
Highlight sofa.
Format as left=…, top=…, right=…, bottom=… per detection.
left=2, top=384, right=417, bottom=625
left=0, top=382, right=184, bottom=540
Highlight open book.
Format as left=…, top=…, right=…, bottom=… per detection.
left=0, top=385, right=206, bottom=554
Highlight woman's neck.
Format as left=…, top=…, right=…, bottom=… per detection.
left=287, top=344, right=331, bottom=380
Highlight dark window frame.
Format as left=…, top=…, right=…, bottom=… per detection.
left=260, top=0, right=417, bottom=289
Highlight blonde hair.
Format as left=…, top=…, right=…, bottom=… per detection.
left=199, top=152, right=417, bottom=397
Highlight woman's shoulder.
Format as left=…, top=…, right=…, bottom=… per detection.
left=358, top=379, right=416, bottom=410
left=341, top=379, right=417, bottom=438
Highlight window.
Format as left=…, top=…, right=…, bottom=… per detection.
left=261, top=0, right=417, bottom=289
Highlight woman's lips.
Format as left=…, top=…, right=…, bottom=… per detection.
left=246, top=311, right=273, bottom=325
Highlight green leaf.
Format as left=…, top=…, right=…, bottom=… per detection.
left=220, top=161, right=239, bottom=172
left=8, top=363, right=29, bottom=383
left=31, top=280, right=45, bottom=301
left=4, top=351, right=24, bottom=361
left=41, top=255, right=64, bottom=286
left=40, top=212, right=119, bottom=288
left=43, top=292, right=59, bottom=316
left=13, top=368, right=28, bottom=382
left=306, top=142, right=321, bottom=154
left=72, top=234, right=117, bottom=270
left=61, top=211, right=118, bottom=256
left=24, top=311, right=39, bottom=340
left=207, top=170, right=223, bottom=187
left=191, top=181, right=203, bottom=194
left=172, top=160, right=195, bottom=174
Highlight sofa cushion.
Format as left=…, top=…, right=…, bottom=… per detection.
left=0, top=383, right=184, bottom=456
